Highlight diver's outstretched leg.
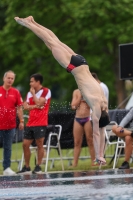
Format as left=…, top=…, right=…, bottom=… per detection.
left=14, top=16, right=73, bottom=68
left=30, top=16, right=75, bottom=54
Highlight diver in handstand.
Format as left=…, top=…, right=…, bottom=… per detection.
left=14, top=16, right=108, bottom=164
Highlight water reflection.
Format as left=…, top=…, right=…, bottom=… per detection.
left=0, top=169, right=133, bottom=199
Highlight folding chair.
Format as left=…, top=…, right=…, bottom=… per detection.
left=104, top=121, right=119, bottom=152
left=104, top=121, right=125, bottom=169
left=113, top=135, right=125, bottom=169
left=19, top=125, right=64, bottom=172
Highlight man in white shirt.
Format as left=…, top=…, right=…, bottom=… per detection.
left=91, top=72, right=109, bottom=103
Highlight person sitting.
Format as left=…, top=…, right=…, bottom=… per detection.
left=112, top=107, right=133, bottom=169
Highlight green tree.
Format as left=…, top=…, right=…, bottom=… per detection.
left=0, top=0, right=77, bottom=105
left=62, top=0, right=133, bottom=108
left=0, top=0, right=133, bottom=109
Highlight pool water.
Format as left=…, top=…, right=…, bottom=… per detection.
left=0, top=169, right=133, bottom=200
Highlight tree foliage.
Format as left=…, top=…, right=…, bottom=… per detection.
left=0, top=0, right=133, bottom=108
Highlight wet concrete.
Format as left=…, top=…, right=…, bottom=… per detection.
left=0, top=169, right=133, bottom=199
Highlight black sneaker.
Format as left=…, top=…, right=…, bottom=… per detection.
left=17, top=165, right=32, bottom=175
left=32, top=165, right=42, bottom=174
left=119, top=161, right=130, bottom=169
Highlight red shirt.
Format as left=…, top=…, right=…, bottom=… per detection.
left=26, top=87, right=51, bottom=127
left=0, top=86, right=23, bottom=130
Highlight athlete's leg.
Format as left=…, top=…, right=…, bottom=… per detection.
left=14, top=16, right=74, bottom=68
left=84, top=121, right=95, bottom=164
left=23, top=139, right=33, bottom=167
left=99, top=127, right=106, bottom=162
left=30, top=16, right=75, bottom=54
left=124, top=136, right=133, bottom=162
left=72, top=120, right=84, bottom=167
left=112, top=125, right=133, bottom=137
left=35, top=137, right=44, bottom=166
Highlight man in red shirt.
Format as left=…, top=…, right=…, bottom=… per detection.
left=0, top=70, right=24, bottom=175
left=17, top=73, right=51, bottom=174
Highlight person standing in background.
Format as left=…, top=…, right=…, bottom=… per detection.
left=91, top=72, right=109, bottom=104
left=0, top=70, right=24, bottom=175
left=71, top=89, right=95, bottom=167
left=17, top=73, right=51, bottom=174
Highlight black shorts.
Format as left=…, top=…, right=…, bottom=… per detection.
left=67, top=54, right=88, bottom=72
left=23, top=126, right=47, bottom=140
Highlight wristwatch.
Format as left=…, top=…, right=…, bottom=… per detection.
left=20, top=119, right=24, bottom=123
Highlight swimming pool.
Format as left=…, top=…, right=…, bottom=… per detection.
left=0, top=169, right=133, bottom=199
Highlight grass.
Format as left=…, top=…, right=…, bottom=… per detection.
left=0, top=142, right=126, bottom=175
